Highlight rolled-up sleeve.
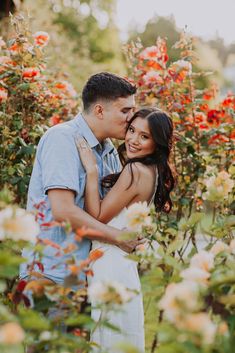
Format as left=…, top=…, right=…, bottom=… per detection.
left=40, top=129, right=81, bottom=195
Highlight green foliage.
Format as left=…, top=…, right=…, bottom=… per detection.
left=0, top=10, right=234, bottom=353
left=14, top=0, right=126, bottom=91
left=129, top=16, right=181, bottom=62
left=124, top=33, right=234, bottom=352
left=0, top=14, right=79, bottom=206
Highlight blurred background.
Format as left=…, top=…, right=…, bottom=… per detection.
left=1, top=0, right=235, bottom=94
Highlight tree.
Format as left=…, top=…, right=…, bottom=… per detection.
left=129, top=15, right=181, bottom=62
left=1, top=0, right=125, bottom=91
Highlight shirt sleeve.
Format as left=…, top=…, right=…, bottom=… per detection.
left=39, top=128, right=82, bottom=195
left=113, top=149, right=122, bottom=173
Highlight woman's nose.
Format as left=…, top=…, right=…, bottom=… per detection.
left=131, top=134, right=140, bottom=145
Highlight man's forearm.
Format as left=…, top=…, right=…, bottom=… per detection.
left=53, top=203, right=122, bottom=245
left=48, top=189, right=141, bottom=253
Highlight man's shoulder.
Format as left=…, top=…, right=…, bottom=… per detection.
left=44, top=119, right=76, bottom=138
left=39, top=118, right=79, bottom=148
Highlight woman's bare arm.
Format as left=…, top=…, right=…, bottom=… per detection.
left=76, top=138, right=153, bottom=224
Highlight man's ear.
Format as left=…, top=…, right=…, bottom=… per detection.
left=94, top=104, right=104, bottom=120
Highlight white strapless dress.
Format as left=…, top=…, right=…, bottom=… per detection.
left=88, top=208, right=145, bottom=352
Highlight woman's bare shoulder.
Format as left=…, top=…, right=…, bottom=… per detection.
left=124, top=162, right=155, bottom=186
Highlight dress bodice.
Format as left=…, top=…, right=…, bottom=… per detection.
left=106, top=207, right=128, bottom=229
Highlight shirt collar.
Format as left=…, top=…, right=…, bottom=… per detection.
left=74, top=113, right=114, bottom=155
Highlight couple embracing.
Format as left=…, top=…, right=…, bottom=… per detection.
left=20, top=72, right=175, bottom=352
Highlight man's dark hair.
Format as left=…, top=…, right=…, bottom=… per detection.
left=82, top=72, right=137, bottom=111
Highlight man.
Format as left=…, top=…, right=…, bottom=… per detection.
left=20, top=72, right=141, bottom=285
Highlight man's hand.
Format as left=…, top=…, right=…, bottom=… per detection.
left=118, top=238, right=146, bottom=254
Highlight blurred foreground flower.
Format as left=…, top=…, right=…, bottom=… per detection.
left=203, top=170, right=234, bottom=202
left=179, top=312, right=217, bottom=345
left=190, top=250, right=214, bottom=272
left=88, top=280, right=136, bottom=305
left=229, top=239, right=235, bottom=254
left=180, top=251, right=214, bottom=285
left=159, top=281, right=200, bottom=322
left=0, top=206, right=39, bottom=241
left=0, top=322, right=25, bottom=344
left=210, top=240, right=229, bottom=255
left=181, top=267, right=211, bottom=285
left=125, top=201, right=152, bottom=231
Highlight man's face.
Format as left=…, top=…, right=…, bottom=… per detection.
left=102, top=95, right=135, bottom=139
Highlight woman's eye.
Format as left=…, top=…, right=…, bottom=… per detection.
left=141, top=135, right=148, bottom=140
left=129, top=127, right=134, bottom=133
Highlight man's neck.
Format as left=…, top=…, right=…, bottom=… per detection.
left=82, top=111, right=106, bottom=142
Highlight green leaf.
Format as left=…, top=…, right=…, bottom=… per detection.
left=157, top=245, right=165, bottom=257
left=18, top=308, right=50, bottom=331
left=188, top=212, right=203, bottom=226
left=114, top=341, right=141, bottom=353
left=225, top=215, right=235, bottom=227
left=163, top=255, right=181, bottom=270
left=165, top=228, right=178, bottom=236
left=65, top=314, right=93, bottom=328
left=167, top=239, right=185, bottom=254
left=17, top=83, right=30, bottom=91
left=0, top=345, right=24, bottom=353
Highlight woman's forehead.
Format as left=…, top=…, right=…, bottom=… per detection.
left=131, top=117, right=151, bottom=132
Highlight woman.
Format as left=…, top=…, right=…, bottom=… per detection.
left=76, top=108, right=175, bottom=352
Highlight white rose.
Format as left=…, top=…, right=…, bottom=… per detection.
left=180, top=267, right=210, bottom=285
left=39, top=331, right=53, bottom=341
left=159, top=281, right=199, bottom=323
left=229, top=239, right=235, bottom=254
left=0, top=322, right=25, bottom=344
left=190, top=250, right=214, bottom=272
left=125, top=201, right=152, bottom=231
left=210, top=241, right=229, bottom=256
left=203, top=171, right=234, bottom=201
left=0, top=207, right=39, bottom=242
left=183, top=312, right=216, bottom=345
left=88, top=280, right=135, bottom=305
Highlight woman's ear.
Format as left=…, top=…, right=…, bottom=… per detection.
left=94, top=104, right=104, bottom=120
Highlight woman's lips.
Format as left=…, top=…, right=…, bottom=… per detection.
left=127, top=144, right=141, bottom=153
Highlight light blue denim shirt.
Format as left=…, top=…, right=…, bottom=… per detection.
left=20, top=113, right=121, bottom=284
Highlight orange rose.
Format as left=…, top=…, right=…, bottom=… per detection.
left=33, top=31, right=50, bottom=47
left=22, top=67, right=40, bottom=80
left=89, top=249, right=104, bottom=261
left=0, top=87, right=8, bottom=102
left=208, top=134, right=229, bottom=145
left=49, top=115, right=61, bottom=126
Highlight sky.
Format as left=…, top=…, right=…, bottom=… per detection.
left=115, top=0, right=235, bottom=44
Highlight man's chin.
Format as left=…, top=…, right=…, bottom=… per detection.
left=113, top=134, right=125, bottom=140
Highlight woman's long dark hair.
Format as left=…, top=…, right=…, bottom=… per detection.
left=102, top=108, right=175, bottom=213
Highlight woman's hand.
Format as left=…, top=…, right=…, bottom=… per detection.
left=75, top=136, right=98, bottom=175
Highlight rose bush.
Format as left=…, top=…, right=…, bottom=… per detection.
left=0, top=15, right=79, bottom=206
left=0, top=14, right=234, bottom=353
left=124, top=33, right=234, bottom=353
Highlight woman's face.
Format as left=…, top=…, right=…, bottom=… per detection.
left=125, top=116, right=156, bottom=159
